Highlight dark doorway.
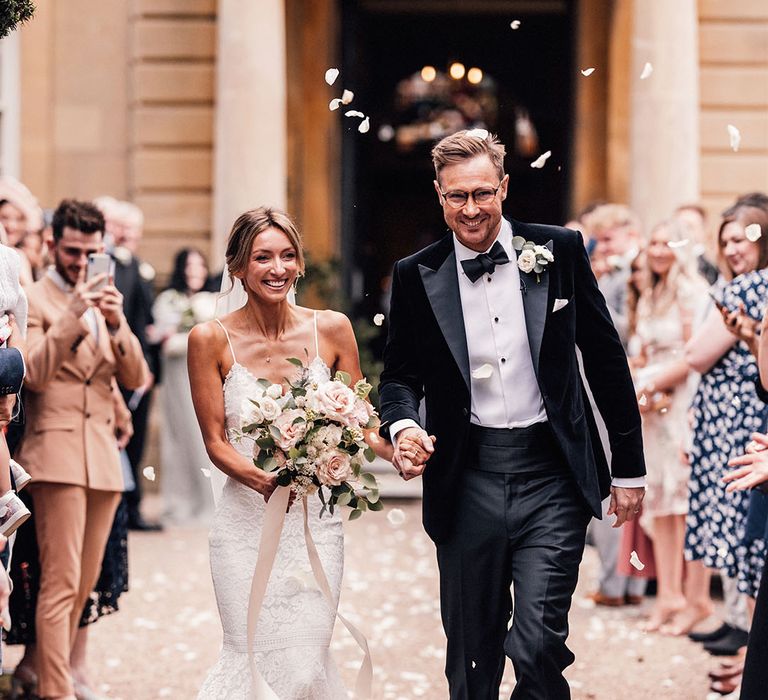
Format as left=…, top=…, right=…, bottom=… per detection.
left=340, top=0, right=576, bottom=320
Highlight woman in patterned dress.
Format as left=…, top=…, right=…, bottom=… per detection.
left=632, top=220, right=709, bottom=632
left=685, top=201, right=768, bottom=644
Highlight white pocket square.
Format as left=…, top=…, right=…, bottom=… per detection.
left=552, top=298, right=569, bottom=313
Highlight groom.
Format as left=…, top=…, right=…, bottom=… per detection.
left=379, top=130, right=646, bottom=699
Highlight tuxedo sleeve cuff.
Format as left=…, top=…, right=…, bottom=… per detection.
left=611, top=477, right=647, bottom=488
left=389, top=419, right=421, bottom=445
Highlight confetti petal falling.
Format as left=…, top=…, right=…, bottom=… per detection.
left=510, top=20, right=521, bottom=29
left=466, top=128, right=489, bottom=140
left=329, top=98, right=342, bottom=111
left=530, top=150, right=552, bottom=169
left=387, top=508, right=406, bottom=526
left=727, top=124, right=741, bottom=152
left=471, top=363, right=494, bottom=380
left=638, top=394, right=648, bottom=407
left=640, top=62, right=653, bottom=80
left=629, top=550, right=645, bottom=571
left=142, top=466, right=156, bottom=482
left=667, top=239, right=689, bottom=249
left=324, top=68, right=339, bottom=85
left=345, top=110, right=365, bottom=118
left=746, top=223, right=762, bottom=242
left=358, top=117, right=370, bottom=134
left=341, top=89, right=354, bottom=105
left=373, top=313, right=385, bottom=326
left=581, top=68, right=596, bottom=76
left=201, top=468, right=211, bottom=478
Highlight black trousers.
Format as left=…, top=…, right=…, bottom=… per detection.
left=436, top=423, right=590, bottom=700
left=741, top=550, right=768, bottom=699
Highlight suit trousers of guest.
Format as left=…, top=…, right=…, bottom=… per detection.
left=31, top=483, right=121, bottom=698
left=436, top=423, right=590, bottom=700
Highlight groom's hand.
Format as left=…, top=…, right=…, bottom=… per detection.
left=607, top=486, right=645, bottom=528
left=394, top=427, right=435, bottom=480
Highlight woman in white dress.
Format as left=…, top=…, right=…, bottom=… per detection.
left=188, top=207, right=399, bottom=699
left=152, top=248, right=217, bottom=524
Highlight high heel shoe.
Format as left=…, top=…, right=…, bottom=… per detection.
left=9, top=665, right=38, bottom=699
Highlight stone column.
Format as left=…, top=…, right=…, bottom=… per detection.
left=211, top=0, right=286, bottom=267
left=630, top=0, right=699, bottom=232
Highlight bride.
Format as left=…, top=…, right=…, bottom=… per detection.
left=188, top=207, right=409, bottom=698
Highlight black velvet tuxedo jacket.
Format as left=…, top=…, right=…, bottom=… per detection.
left=379, top=219, right=645, bottom=543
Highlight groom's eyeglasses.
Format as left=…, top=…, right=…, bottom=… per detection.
left=439, top=181, right=504, bottom=209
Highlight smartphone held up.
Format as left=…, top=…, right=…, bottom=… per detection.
left=86, top=253, right=114, bottom=291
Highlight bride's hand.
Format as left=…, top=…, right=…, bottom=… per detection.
left=258, top=472, right=296, bottom=510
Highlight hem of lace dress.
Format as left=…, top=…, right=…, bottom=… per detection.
left=223, top=632, right=333, bottom=653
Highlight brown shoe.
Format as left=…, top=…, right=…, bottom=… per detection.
left=625, top=595, right=644, bottom=605
left=588, top=591, right=625, bottom=607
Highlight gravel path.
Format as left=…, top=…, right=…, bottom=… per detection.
left=2, top=498, right=718, bottom=699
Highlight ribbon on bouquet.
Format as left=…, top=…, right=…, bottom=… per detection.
left=246, top=485, right=373, bottom=699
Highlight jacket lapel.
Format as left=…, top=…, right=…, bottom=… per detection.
left=518, top=238, right=552, bottom=376
left=419, top=247, right=471, bottom=392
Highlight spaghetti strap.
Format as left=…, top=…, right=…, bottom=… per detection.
left=215, top=318, right=237, bottom=364
left=313, top=311, right=320, bottom=359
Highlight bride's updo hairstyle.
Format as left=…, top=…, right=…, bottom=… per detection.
left=224, top=206, right=306, bottom=290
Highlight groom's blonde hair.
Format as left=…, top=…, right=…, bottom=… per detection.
left=431, top=130, right=506, bottom=183
left=225, top=206, right=306, bottom=282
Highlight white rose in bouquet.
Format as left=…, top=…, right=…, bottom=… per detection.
left=312, top=424, right=343, bottom=449
left=266, top=383, right=283, bottom=400
left=316, top=448, right=353, bottom=486
left=350, top=398, right=376, bottom=428
left=241, top=398, right=264, bottom=426
left=517, top=249, right=536, bottom=274
left=310, top=381, right=358, bottom=424
left=259, top=395, right=281, bottom=422
left=272, top=408, right=308, bottom=451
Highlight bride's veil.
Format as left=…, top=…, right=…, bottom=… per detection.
left=209, top=272, right=296, bottom=505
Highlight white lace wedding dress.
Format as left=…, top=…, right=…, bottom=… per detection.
left=198, top=318, right=346, bottom=699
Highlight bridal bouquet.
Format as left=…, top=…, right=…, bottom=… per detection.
left=236, top=358, right=382, bottom=520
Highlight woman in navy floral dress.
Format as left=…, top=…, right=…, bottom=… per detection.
left=685, top=201, right=768, bottom=640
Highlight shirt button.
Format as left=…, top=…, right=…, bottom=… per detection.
left=487, top=276, right=492, bottom=282
left=501, top=358, right=506, bottom=364
left=494, top=317, right=499, bottom=323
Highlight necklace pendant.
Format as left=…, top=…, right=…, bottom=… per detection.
left=266, top=357, right=271, bottom=363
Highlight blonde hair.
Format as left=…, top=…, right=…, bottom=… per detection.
left=431, top=130, right=506, bottom=181
left=587, top=203, right=642, bottom=237
left=224, top=207, right=305, bottom=289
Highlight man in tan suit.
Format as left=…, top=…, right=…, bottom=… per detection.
left=16, top=199, right=148, bottom=700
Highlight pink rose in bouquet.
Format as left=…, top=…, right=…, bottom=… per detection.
left=316, top=448, right=353, bottom=486
left=310, top=381, right=358, bottom=425
left=272, top=408, right=308, bottom=451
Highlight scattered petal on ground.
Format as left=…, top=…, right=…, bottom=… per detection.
left=746, top=223, right=762, bottom=242
left=581, top=68, right=596, bottom=76
left=387, top=508, right=406, bottom=526
left=530, top=150, right=552, bottom=168
left=373, top=313, right=385, bottom=326
left=471, top=364, right=494, bottom=380
left=142, top=466, right=156, bottom=482
left=727, top=124, right=741, bottom=152
left=324, top=68, right=339, bottom=85
left=629, top=550, right=645, bottom=571
left=640, top=62, right=653, bottom=80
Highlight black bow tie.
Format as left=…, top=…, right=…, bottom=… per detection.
left=460, top=241, right=510, bottom=283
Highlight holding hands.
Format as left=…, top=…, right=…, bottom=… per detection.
left=394, top=427, right=436, bottom=480
left=725, top=431, right=768, bottom=493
